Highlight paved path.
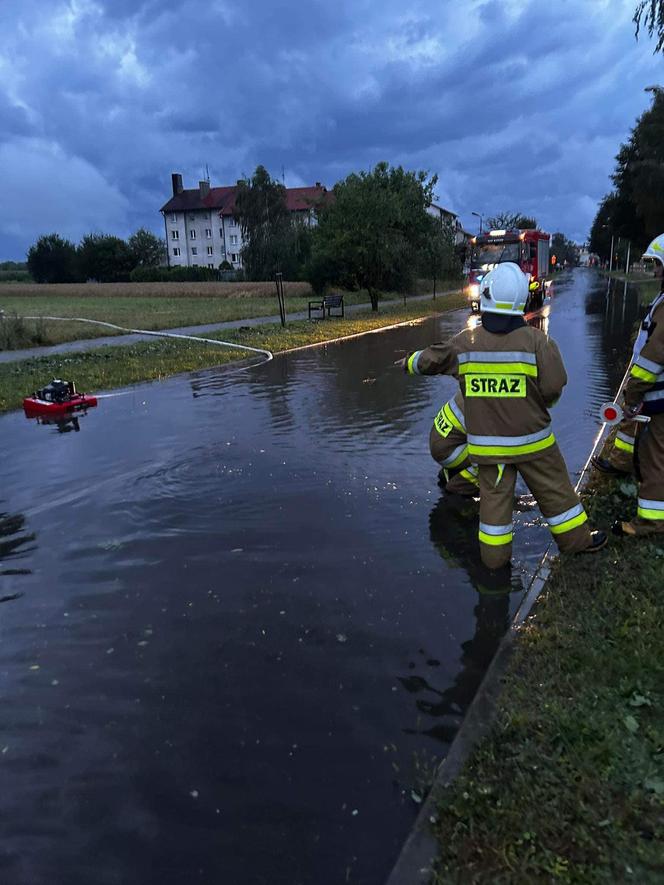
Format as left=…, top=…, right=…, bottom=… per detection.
left=0, top=290, right=459, bottom=364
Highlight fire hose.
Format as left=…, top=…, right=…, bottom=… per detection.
left=15, top=314, right=274, bottom=366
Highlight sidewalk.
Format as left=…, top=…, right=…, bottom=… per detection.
left=0, top=290, right=458, bottom=364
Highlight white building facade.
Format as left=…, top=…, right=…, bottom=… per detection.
left=161, top=174, right=328, bottom=270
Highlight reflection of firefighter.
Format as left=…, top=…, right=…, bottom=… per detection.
left=398, top=262, right=607, bottom=567
left=614, top=235, right=664, bottom=537
left=399, top=496, right=514, bottom=743
left=430, top=391, right=478, bottom=496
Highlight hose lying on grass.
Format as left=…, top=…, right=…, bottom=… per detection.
left=14, top=314, right=274, bottom=367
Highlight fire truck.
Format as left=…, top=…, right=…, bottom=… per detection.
left=466, top=228, right=551, bottom=314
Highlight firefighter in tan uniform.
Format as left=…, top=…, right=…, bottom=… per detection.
left=430, top=391, right=479, bottom=496
left=399, top=262, right=607, bottom=568
left=614, top=234, right=664, bottom=536
left=594, top=253, right=664, bottom=477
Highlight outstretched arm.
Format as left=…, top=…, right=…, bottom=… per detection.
left=395, top=341, right=460, bottom=376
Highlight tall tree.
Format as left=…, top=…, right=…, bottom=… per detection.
left=485, top=212, right=538, bottom=230
left=309, top=162, right=437, bottom=310
left=634, top=1, right=664, bottom=51
left=78, top=234, right=134, bottom=282
left=128, top=228, right=166, bottom=268
left=26, top=233, right=78, bottom=283
left=235, top=166, right=294, bottom=280
left=420, top=215, right=458, bottom=297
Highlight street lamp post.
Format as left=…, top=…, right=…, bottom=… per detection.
left=472, top=212, right=483, bottom=235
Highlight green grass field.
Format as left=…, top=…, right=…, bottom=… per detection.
left=0, top=278, right=461, bottom=349
left=0, top=293, right=467, bottom=413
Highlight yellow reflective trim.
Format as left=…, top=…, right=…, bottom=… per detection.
left=443, top=402, right=464, bottom=432
left=446, top=446, right=469, bottom=469
left=459, top=468, right=480, bottom=487
left=549, top=511, right=588, bottom=535
left=465, top=374, right=526, bottom=398
left=494, top=302, right=527, bottom=311
left=434, top=409, right=454, bottom=438
left=637, top=507, right=664, bottom=521
left=630, top=364, right=658, bottom=383
left=407, top=352, right=419, bottom=375
left=468, top=433, right=555, bottom=458
left=479, top=530, right=513, bottom=546
left=614, top=437, right=634, bottom=453
left=459, top=362, right=538, bottom=377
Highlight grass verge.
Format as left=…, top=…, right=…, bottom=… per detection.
left=0, top=293, right=467, bottom=413
left=432, top=472, right=664, bottom=884
left=0, top=279, right=461, bottom=349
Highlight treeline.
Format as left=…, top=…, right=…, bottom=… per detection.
left=0, top=261, right=31, bottom=282
left=236, top=162, right=461, bottom=308
left=26, top=229, right=167, bottom=284
left=589, top=89, right=664, bottom=262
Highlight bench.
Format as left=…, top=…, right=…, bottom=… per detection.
left=308, top=293, right=345, bottom=320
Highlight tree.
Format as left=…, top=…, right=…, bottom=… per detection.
left=235, top=165, right=295, bottom=280
left=550, top=233, right=580, bottom=268
left=26, top=233, right=78, bottom=283
left=309, top=162, right=437, bottom=310
left=485, top=212, right=538, bottom=231
left=78, top=234, right=134, bottom=282
left=419, top=215, right=458, bottom=297
left=588, top=90, right=664, bottom=255
left=128, top=228, right=166, bottom=268
left=634, top=1, right=664, bottom=52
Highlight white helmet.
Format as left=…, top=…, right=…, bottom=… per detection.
left=643, top=233, right=664, bottom=265
left=479, top=262, right=529, bottom=315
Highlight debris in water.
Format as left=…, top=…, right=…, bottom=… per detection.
left=190, top=790, right=199, bottom=799
left=336, top=633, right=347, bottom=643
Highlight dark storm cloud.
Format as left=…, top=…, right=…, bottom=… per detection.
left=0, top=0, right=661, bottom=257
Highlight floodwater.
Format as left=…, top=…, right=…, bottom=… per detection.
left=0, top=269, right=642, bottom=885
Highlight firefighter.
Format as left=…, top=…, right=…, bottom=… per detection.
left=593, top=254, right=664, bottom=476
left=397, top=262, right=607, bottom=568
left=430, top=390, right=479, bottom=496
left=613, top=234, right=664, bottom=537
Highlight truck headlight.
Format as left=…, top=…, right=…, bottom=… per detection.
left=467, top=283, right=480, bottom=299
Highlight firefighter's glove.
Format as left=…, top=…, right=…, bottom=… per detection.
left=394, top=357, right=408, bottom=371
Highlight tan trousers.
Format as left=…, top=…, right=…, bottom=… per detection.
left=606, top=418, right=636, bottom=473
left=477, top=443, right=593, bottom=568
left=625, top=413, right=664, bottom=535
left=429, top=424, right=478, bottom=496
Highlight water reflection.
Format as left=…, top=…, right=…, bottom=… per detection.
left=0, top=507, right=34, bottom=580
left=25, top=411, right=94, bottom=433
left=399, top=495, right=518, bottom=744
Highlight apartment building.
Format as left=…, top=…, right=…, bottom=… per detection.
left=160, top=173, right=328, bottom=269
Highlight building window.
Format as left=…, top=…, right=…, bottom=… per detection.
left=234, top=217, right=240, bottom=227
left=171, top=230, right=179, bottom=240
left=205, top=228, right=212, bottom=238
left=219, top=227, right=223, bottom=238
left=192, top=247, right=198, bottom=255
left=207, top=246, right=213, bottom=256
left=190, top=229, right=196, bottom=239
left=170, top=213, right=177, bottom=223
left=208, top=263, right=214, bottom=269
left=231, top=253, right=238, bottom=262
left=230, top=234, right=238, bottom=245
left=173, top=247, right=181, bottom=256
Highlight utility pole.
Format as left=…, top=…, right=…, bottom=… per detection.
left=608, top=234, right=615, bottom=274
left=472, top=211, right=483, bottom=235
left=625, top=241, right=631, bottom=275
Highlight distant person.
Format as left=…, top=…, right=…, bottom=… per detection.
left=397, top=262, right=607, bottom=568
left=613, top=235, right=664, bottom=537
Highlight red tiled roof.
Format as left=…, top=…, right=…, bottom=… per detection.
left=161, top=184, right=330, bottom=215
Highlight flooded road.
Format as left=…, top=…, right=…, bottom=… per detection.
left=0, top=269, right=641, bottom=884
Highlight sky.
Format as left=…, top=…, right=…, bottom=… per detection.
left=0, top=0, right=662, bottom=259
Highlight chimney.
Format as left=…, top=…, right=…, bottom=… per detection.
left=315, top=181, right=321, bottom=188
left=199, top=179, right=210, bottom=198
left=171, top=173, right=183, bottom=196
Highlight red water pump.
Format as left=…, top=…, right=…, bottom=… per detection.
left=23, top=379, right=98, bottom=418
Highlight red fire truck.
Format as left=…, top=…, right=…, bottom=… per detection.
left=466, top=228, right=551, bottom=314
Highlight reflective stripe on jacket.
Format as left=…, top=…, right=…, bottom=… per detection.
left=407, top=323, right=566, bottom=464
left=625, top=297, right=664, bottom=416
